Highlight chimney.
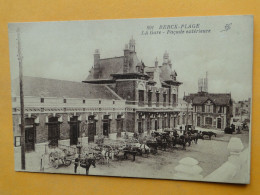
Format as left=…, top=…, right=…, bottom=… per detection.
left=129, top=37, right=135, bottom=52
left=155, top=57, right=158, bottom=68
left=93, top=49, right=100, bottom=79
left=168, top=59, right=172, bottom=69
left=123, top=44, right=130, bottom=73
left=163, top=51, right=169, bottom=65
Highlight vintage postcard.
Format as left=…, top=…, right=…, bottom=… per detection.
left=8, top=15, right=253, bottom=184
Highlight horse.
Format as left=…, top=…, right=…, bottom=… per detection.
left=155, top=136, right=167, bottom=151
left=79, top=157, right=96, bottom=175
left=133, top=143, right=150, bottom=157
left=172, top=133, right=191, bottom=150
left=100, top=147, right=114, bottom=166
left=187, top=131, right=199, bottom=144
left=146, top=140, right=158, bottom=154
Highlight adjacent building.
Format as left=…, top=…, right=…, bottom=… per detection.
left=184, top=75, right=233, bottom=130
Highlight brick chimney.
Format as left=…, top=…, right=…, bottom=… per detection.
left=123, top=44, right=130, bottom=73
left=93, top=49, right=100, bottom=79
left=155, top=57, right=158, bottom=68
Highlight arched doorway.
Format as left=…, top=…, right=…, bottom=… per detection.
left=24, top=118, right=36, bottom=152
left=88, top=115, right=96, bottom=142
left=103, top=115, right=111, bottom=137
left=47, top=117, right=60, bottom=147
left=116, top=115, right=123, bottom=138
left=69, top=116, right=80, bottom=145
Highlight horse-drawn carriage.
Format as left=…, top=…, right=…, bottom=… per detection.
left=48, top=144, right=77, bottom=169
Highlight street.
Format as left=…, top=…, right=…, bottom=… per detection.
left=39, top=130, right=249, bottom=180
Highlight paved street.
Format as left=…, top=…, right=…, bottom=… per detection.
left=35, top=130, right=250, bottom=180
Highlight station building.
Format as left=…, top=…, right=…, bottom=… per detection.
left=84, top=37, right=182, bottom=135
left=12, top=37, right=183, bottom=152
left=12, top=77, right=126, bottom=152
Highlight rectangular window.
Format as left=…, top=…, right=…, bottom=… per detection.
left=83, top=99, right=85, bottom=104
left=206, top=105, right=210, bottom=113
left=63, top=99, right=66, bottom=103
left=202, top=105, right=205, bottom=112
left=138, top=90, right=144, bottom=106
left=172, top=94, right=176, bottom=106
left=148, top=91, right=152, bottom=107
left=138, top=90, right=144, bottom=102
left=205, top=117, right=213, bottom=125
left=163, top=94, right=167, bottom=107
left=156, top=93, right=160, bottom=107
left=41, top=98, right=44, bottom=103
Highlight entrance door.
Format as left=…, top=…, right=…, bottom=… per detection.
left=116, top=119, right=123, bottom=137
left=138, top=121, right=143, bottom=134
left=48, top=117, right=60, bottom=147
left=70, top=117, right=79, bottom=145
left=25, top=118, right=35, bottom=152
left=103, top=121, right=109, bottom=137
left=197, top=116, right=201, bottom=127
left=217, top=118, right=222, bottom=129
left=155, top=120, right=158, bottom=131
left=88, top=122, right=96, bottom=142
left=147, top=119, right=150, bottom=133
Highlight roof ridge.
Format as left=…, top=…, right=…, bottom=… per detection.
left=21, top=75, right=83, bottom=84
left=100, top=56, right=124, bottom=60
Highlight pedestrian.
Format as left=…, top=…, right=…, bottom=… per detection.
left=74, top=154, right=79, bottom=174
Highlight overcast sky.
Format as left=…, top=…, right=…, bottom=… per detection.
left=8, top=15, right=253, bottom=101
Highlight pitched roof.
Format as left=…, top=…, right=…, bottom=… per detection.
left=86, top=52, right=142, bottom=81
left=184, top=93, right=232, bottom=106
left=86, top=56, right=124, bottom=80
left=144, top=66, right=156, bottom=73
left=12, top=76, right=121, bottom=100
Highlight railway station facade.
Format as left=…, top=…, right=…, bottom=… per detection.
left=11, top=37, right=182, bottom=152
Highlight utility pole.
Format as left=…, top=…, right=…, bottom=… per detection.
left=17, top=28, right=26, bottom=170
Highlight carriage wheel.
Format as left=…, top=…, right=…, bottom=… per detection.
left=64, top=159, right=72, bottom=166
left=50, top=158, right=59, bottom=169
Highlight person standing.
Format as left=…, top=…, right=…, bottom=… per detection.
left=74, top=154, right=79, bottom=174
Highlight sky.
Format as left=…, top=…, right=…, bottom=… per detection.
left=8, top=15, right=253, bottom=101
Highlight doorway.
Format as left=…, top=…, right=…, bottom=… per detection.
left=25, top=118, right=35, bottom=152
left=48, top=117, right=60, bottom=147
left=103, top=115, right=110, bottom=137
left=217, top=118, right=222, bottom=129
left=69, top=116, right=79, bottom=145
left=197, top=116, right=201, bottom=127
left=116, top=116, right=123, bottom=137
left=88, top=116, right=96, bottom=142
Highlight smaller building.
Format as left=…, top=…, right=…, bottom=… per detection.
left=184, top=73, right=233, bottom=130
left=184, top=92, right=233, bottom=130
